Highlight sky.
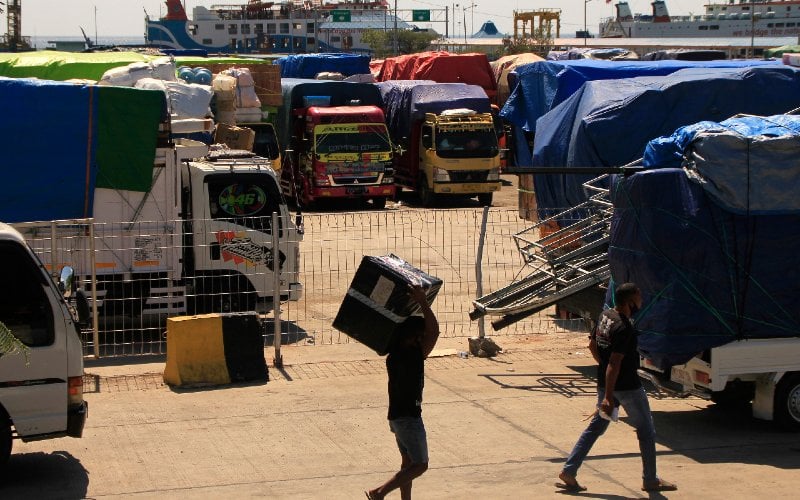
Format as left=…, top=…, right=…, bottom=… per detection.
left=9, top=0, right=707, bottom=39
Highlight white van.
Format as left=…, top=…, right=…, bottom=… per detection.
left=0, top=222, right=88, bottom=466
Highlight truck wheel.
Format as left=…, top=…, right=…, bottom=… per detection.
left=477, top=193, right=493, bottom=206
left=419, top=177, right=436, bottom=207
left=774, top=373, right=800, bottom=431
left=372, top=197, right=387, bottom=209
left=0, top=419, right=11, bottom=468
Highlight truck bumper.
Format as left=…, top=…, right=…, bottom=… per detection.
left=311, top=185, right=396, bottom=199
left=433, top=182, right=501, bottom=195
left=67, top=401, right=88, bottom=438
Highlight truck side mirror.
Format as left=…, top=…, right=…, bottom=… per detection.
left=59, top=266, right=75, bottom=297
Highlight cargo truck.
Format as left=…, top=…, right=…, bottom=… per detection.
left=276, top=79, right=396, bottom=209
left=0, top=223, right=88, bottom=467
left=17, top=141, right=302, bottom=320
left=2, top=80, right=301, bottom=325
left=378, top=82, right=501, bottom=206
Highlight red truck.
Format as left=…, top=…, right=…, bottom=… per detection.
left=277, top=79, right=396, bottom=209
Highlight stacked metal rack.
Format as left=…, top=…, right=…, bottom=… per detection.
left=470, top=174, right=614, bottom=330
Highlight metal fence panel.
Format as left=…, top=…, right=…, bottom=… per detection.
left=14, top=208, right=587, bottom=358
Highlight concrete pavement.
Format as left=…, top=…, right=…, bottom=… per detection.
left=5, top=332, right=800, bottom=499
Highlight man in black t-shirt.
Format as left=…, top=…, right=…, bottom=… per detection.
left=366, top=284, right=439, bottom=500
left=558, top=283, right=677, bottom=493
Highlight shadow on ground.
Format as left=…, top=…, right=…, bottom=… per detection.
left=2, top=451, right=88, bottom=498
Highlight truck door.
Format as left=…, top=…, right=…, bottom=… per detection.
left=191, top=172, right=290, bottom=311
left=0, top=241, right=69, bottom=437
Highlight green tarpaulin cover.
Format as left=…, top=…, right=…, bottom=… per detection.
left=95, top=86, right=164, bottom=192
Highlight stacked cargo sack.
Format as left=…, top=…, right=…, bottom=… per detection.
left=98, top=57, right=177, bottom=87
left=212, top=73, right=237, bottom=125
left=222, top=68, right=263, bottom=124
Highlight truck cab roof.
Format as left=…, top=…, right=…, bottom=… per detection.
left=189, top=155, right=278, bottom=177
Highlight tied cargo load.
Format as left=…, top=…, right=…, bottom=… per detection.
left=333, top=254, right=442, bottom=355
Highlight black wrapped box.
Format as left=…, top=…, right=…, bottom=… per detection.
left=332, top=254, right=442, bottom=355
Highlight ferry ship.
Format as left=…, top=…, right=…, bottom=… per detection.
left=600, top=0, right=800, bottom=38
left=145, top=0, right=409, bottom=54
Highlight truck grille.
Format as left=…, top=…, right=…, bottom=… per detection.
left=332, top=175, right=380, bottom=185
left=449, top=170, right=489, bottom=182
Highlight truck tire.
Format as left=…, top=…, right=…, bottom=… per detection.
left=419, top=176, right=436, bottom=207
left=477, top=192, right=493, bottom=206
left=0, top=418, right=11, bottom=468
left=774, top=373, right=800, bottom=431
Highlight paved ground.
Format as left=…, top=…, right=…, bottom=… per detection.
left=5, top=332, right=800, bottom=499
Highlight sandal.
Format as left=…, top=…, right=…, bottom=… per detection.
left=642, top=478, right=677, bottom=492
left=557, top=472, right=587, bottom=492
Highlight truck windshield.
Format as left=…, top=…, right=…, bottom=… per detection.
left=206, top=175, right=284, bottom=234
left=435, top=129, right=498, bottom=159
left=315, top=126, right=391, bottom=155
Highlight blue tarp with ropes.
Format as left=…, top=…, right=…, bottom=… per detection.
left=530, top=65, right=800, bottom=219
left=498, top=59, right=781, bottom=217
left=608, top=114, right=800, bottom=368
left=274, top=53, right=371, bottom=79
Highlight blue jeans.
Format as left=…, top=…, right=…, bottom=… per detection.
left=562, top=387, right=657, bottom=482
left=390, top=417, right=429, bottom=464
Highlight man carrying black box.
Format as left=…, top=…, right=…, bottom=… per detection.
left=365, top=284, right=439, bottom=500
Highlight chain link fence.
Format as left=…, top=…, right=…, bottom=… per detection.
left=15, top=208, right=588, bottom=358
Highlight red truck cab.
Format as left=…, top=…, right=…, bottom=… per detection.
left=284, top=105, right=395, bottom=208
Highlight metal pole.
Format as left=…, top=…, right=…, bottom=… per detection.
left=394, top=0, right=399, bottom=55
left=445, top=6, right=449, bottom=38
left=463, top=7, right=467, bottom=43
left=584, top=0, right=588, bottom=46
left=475, top=206, right=489, bottom=339
left=271, top=211, right=282, bottom=367
left=90, top=221, right=99, bottom=358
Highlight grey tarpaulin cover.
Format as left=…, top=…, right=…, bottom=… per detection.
left=531, top=65, right=800, bottom=219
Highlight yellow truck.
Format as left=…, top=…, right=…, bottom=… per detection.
left=379, top=82, right=501, bottom=206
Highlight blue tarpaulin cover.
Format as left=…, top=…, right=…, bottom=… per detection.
left=608, top=114, right=800, bottom=367
left=610, top=172, right=800, bottom=367
left=499, top=60, right=779, bottom=211
left=0, top=78, right=164, bottom=223
left=531, top=65, right=800, bottom=217
left=500, top=59, right=779, bottom=135
left=377, top=81, right=490, bottom=142
left=0, top=78, right=98, bottom=222
left=275, top=53, right=371, bottom=78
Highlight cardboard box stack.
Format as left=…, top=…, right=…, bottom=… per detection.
left=333, top=254, right=442, bottom=355
left=214, top=123, right=255, bottom=151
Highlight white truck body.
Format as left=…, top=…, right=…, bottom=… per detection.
left=16, top=139, right=302, bottom=319
left=0, top=223, right=87, bottom=465
left=640, top=337, right=800, bottom=429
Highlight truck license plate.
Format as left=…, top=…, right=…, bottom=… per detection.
left=346, top=186, right=367, bottom=195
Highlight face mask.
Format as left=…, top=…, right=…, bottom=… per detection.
left=629, top=303, right=641, bottom=316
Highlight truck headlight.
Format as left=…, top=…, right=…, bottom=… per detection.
left=433, top=168, right=450, bottom=182
left=382, top=166, right=394, bottom=184
left=487, top=168, right=500, bottom=181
